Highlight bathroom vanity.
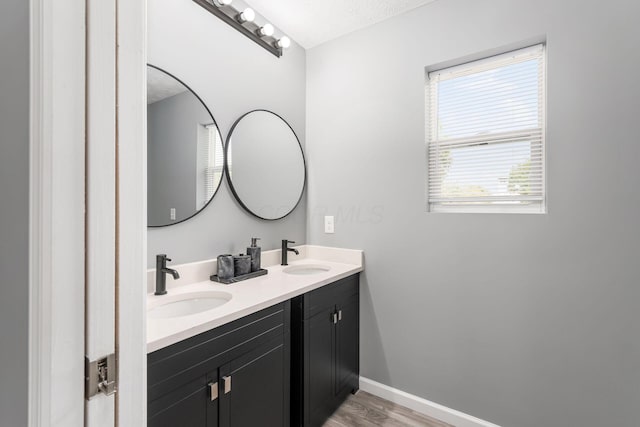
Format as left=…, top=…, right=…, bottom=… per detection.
left=148, top=302, right=290, bottom=427
left=291, top=274, right=359, bottom=427
left=146, top=246, right=362, bottom=427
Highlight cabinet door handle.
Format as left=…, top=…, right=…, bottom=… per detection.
left=208, top=382, right=218, bottom=401
left=223, top=375, right=232, bottom=394
left=332, top=312, right=338, bottom=324
left=338, top=309, right=342, bottom=321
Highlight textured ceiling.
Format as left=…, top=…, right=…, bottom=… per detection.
left=147, top=67, right=188, bottom=105
left=243, top=0, right=437, bottom=48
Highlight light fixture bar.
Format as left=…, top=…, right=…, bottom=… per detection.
left=193, top=0, right=284, bottom=58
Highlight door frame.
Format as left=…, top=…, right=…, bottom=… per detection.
left=29, top=0, right=86, bottom=424
left=28, top=0, right=147, bottom=425
left=115, top=0, right=147, bottom=424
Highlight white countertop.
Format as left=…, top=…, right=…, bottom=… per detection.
left=147, top=246, right=363, bottom=353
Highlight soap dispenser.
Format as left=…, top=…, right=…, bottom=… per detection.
left=247, top=237, right=262, bottom=272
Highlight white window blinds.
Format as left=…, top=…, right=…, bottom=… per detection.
left=203, top=124, right=224, bottom=202
left=426, top=44, right=546, bottom=213
left=196, top=123, right=224, bottom=210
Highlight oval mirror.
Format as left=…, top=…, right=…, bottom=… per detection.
left=147, top=65, right=224, bottom=227
left=226, top=110, right=306, bottom=220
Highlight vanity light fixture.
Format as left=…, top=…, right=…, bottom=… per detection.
left=257, top=23, right=274, bottom=37
left=276, top=36, right=291, bottom=49
left=193, top=0, right=290, bottom=57
left=237, top=8, right=255, bottom=24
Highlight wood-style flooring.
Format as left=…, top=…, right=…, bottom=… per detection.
left=323, top=391, right=453, bottom=427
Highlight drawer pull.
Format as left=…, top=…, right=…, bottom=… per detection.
left=208, top=382, right=218, bottom=401
left=223, top=376, right=232, bottom=394
left=338, top=310, right=342, bottom=321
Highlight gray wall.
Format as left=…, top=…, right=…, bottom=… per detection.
left=0, top=0, right=29, bottom=424
left=306, top=1, right=640, bottom=426
left=148, top=0, right=307, bottom=266
left=148, top=91, right=212, bottom=225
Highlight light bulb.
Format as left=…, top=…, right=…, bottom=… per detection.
left=237, top=8, right=255, bottom=23
left=215, top=0, right=232, bottom=5
left=258, top=23, right=274, bottom=37
left=276, top=36, right=291, bottom=49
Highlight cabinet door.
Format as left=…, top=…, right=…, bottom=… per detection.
left=206, top=371, right=220, bottom=427
left=219, top=337, right=287, bottom=427
left=306, top=307, right=336, bottom=427
left=335, top=292, right=359, bottom=395
left=148, top=374, right=218, bottom=427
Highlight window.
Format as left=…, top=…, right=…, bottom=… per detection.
left=426, top=44, right=546, bottom=213
left=196, top=123, right=224, bottom=210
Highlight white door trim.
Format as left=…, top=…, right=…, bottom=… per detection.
left=29, top=0, right=147, bottom=425
left=115, top=0, right=147, bottom=424
left=29, top=0, right=86, bottom=425
left=85, top=0, right=117, bottom=423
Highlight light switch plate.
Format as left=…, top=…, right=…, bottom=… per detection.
left=324, top=216, right=335, bottom=234
left=170, top=208, right=176, bottom=220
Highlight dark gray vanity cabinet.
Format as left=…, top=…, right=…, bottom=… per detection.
left=291, top=274, right=360, bottom=427
left=147, top=302, right=290, bottom=427
left=218, top=337, right=289, bottom=427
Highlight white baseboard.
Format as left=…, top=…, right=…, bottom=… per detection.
left=359, top=377, right=501, bottom=427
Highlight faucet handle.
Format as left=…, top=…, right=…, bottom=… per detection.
left=287, top=240, right=295, bottom=244
left=156, top=254, right=171, bottom=263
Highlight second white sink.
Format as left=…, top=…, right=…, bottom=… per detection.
left=149, top=291, right=232, bottom=319
left=283, top=264, right=331, bottom=275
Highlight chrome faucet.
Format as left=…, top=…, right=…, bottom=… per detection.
left=155, top=254, right=180, bottom=295
left=281, top=240, right=299, bottom=266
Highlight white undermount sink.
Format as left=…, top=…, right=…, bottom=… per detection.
left=148, top=291, right=232, bottom=319
left=283, top=264, right=331, bottom=275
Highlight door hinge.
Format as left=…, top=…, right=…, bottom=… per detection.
left=85, top=353, right=117, bottom=400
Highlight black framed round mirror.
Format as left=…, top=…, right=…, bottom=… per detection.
left=147, top=64, right=224, bottom=227
left=225, top=110, right=306, bottom=220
